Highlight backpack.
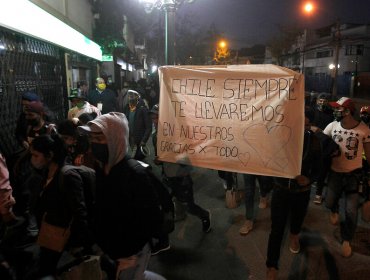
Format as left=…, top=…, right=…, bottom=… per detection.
left=125, top=158, right=175, bottom=238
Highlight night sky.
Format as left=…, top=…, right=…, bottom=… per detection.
left=178, top=0, right=370, bottom=48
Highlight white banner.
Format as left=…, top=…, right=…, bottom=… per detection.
left=157, top=64, right=304, bottom=178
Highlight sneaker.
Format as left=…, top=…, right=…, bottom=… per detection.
left=151, top=242, right=171, bottom=256
left=289, top=234, right=300, bottom=254
left=329, top=212, right=339, bottom=225
left=341, top=241, right=352, bottom=257
left=239, top=220, right=254, bottom=235
left=313, top=195, right=322, bottom=205
left=259, top=197, right=268, bottom=209
left=266, top=267, right=277, bottom=280
left=202, top=211, right=211, bottom=233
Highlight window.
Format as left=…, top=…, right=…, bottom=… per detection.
left=345, top=45, right=364, bottom=56
left=316, top=50, right=333, bottom=58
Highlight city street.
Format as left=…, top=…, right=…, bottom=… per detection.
left=147, top=160, right=370, bottom=280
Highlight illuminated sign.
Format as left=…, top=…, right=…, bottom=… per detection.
left=0, top=0, right=102, bottom=61
left=102, top=55, right=113, bottom=62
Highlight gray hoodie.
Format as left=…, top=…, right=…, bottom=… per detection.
left=78, top=112, right=129, bottom=172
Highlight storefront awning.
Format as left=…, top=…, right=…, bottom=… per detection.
left=0, top=0, right=102, bottom=61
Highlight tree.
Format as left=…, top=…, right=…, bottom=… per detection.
left=267, top=25, right=303, bottom=65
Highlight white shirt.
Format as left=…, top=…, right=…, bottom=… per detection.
left=68, top=101, right=101, bottom=120
left=324, top=120, right=370, bottom=172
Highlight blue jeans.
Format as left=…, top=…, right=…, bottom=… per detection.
left=243, top=174, right=272, bottom=220
left=325, top=170, right=360, bottom=241
left=266, top=188, right=310, bottom=269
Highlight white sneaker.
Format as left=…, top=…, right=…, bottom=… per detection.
left=289, top=234, right=300, bottom=254
left=313, top=195, right=322, bottom=204
left=239, top=220, right=253, bottom=235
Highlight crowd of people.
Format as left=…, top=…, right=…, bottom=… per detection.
left=1, top=78, right=370, bottom=280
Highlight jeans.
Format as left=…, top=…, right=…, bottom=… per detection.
left=266, top=188, right=310, bottom=269
left=325, top=170, right=360, bottom=241
left=243, top=174, right=272, bottom=220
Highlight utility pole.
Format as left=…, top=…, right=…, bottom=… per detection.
left=331, top=20, right=341, bottom=98
left=164, top=3, right=176, bottom=65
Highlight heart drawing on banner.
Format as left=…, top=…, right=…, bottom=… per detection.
left=243, top=124, right=292, bottom=168
left=238, top=152, right=250, bottom=167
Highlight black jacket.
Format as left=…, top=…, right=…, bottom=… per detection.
left=94, top=157, right=159, bottom=259
left=88, top=89, right=117, bottom=114
left=124, top=99, right=152, bottom=145
left=36, top=167, right=95, bottom=249
left=274, top=130, right=321, bottom=191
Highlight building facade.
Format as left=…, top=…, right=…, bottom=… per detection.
left=268, top=23, right=370, bottom=99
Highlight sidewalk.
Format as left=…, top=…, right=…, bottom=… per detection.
left=147, top=167, right=370, bottom=280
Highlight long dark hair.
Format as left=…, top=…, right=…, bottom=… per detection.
left=31, top=134, right=67, bottom=166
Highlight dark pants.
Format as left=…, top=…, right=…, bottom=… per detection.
left=325, top=170, right=360, bottom=241
left=133, top=144, right=145, bottom=161
left=243, top=174, right=272, bottom=220
left=38, top=247, right=62, bottom=277
left=315, top=157, right=331, bottom=196
left=218, top=171, right=235, bottom=190
left=165, top=175, right=208, bottom=220
left=266, top=188, right=310, bottom=269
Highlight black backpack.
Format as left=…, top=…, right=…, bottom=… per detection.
left=125, top=158, right=175, bottom=238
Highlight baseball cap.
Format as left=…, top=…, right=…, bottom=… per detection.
left=128, top=90, right=140, bottom=98
left=22, top=91, right=40, bottom=102
left=329, top=97, right=355, bottom=112
left=77, top=120, right=103, bottom=134
left=68, top=88, right=86, bottom=100
left=25, top=101, right=44, bottom=114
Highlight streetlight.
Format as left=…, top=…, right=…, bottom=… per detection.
left=138, top=0, right=195, bottom=65
left=303, top=2, right=314, bottom=15
left=331, top=20, right=341, bottom=97
left=219, top=40, right=227, bottom=49
left=301, top=2, right=316, bottom=74
left=214, top=39, right=230, bottom=65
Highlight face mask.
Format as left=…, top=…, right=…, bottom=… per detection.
left=360, top=115, right=370, bottom=124
left=91, top=143, right=109, bottom=163
left=66, top=144, right=76, bottom=155
left=129, top=97, right=138, bottom=106
left=31, top=161, right=46, bottom=170
left=317, top=104, right=328, bottom=111
left=97, top=84, right=106, bottom=91
left=333, top=110, right=345, bottom=122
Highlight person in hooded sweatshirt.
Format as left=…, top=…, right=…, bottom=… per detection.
left=78, top=112, right=165, bottom=280
left=123, top=90, right=152, bottom=161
